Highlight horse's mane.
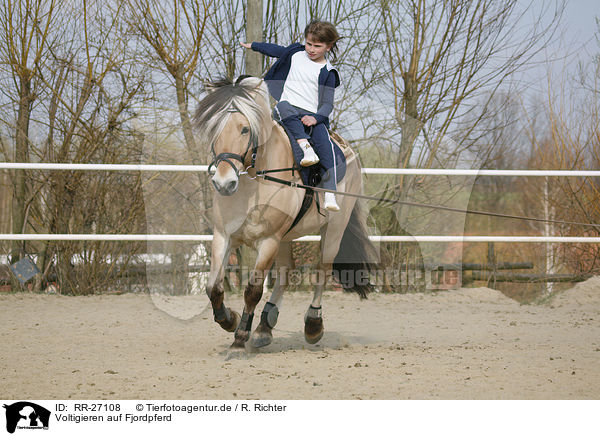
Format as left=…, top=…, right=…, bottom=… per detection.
left=193, top=76, right=271, bottom=149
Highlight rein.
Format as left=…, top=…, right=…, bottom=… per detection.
left=253, top=172, right=600, bottom=231
left=205, top=95, right=599, bottom=230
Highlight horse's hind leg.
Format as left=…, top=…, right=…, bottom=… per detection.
left=231, top=238, right=280, bottom=350
left=207, top=231, right=240, bottom=332
left=304, top=200, right=356, bottom=344
left=304, top=239, right=336, bottom=344
left=250, top=242, right=292, bottom=348
left=304, top=266, right=325, bottom=344
left=304, top=226, right=338, bottom=344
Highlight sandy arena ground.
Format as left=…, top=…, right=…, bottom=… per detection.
left=1, top=278, right=599, bottom=400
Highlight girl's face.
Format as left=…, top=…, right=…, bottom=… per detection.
left=305, top=34, right=331, bottom=63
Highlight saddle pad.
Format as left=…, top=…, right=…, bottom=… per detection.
left=328, top=130, right=354, bottom=158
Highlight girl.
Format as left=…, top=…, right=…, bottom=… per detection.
left=241, top=20, right=341, bottom=211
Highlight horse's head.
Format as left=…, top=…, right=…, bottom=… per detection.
left=194, top=76, right=271, bottom=196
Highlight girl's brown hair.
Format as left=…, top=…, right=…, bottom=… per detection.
left=304, top=20, right=341, bottom=63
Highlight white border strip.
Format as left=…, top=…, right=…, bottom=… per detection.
left=2, top=234, right=600, bottom=243
left=1, top=162, right=600, bottom=177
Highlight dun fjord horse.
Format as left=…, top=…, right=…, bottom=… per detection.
left=194, top=76, right=376, bottom=355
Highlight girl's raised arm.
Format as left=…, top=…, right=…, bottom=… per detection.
left=244, top=42, right=287, bottom=58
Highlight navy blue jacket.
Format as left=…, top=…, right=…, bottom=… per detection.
left=251, top=42, right=340, bottom=126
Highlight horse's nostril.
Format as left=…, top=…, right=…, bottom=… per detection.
left=211, top=176, right=238, bottom=196
left=226, top=180, right=238, bottom=193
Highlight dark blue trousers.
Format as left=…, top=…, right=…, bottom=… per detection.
left=274, top=101, right=338, bottom=191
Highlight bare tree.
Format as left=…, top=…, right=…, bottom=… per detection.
left=526, top=42, right=600, bottom=280
left=377, top=0, right=564, bottom=169
left=125, top=0, right=212, bottom=162
left=245, top=0, right=263, bottom=76
left=36, top=1, right=149, bottom=293
left=0, top=0, right=151, bottom=293
left=0, top=0, right=58, bottom=289
left=125, top=0, right=215, bottom=294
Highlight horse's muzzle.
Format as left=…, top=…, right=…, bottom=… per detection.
left=211, top=175, right=239, bottom=196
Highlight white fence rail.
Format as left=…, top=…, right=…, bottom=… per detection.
left=2, top=162, right=600, bottom=177
left=1, top=163, right=599, bottom=243
left=1, top=234, right=600, bottom=243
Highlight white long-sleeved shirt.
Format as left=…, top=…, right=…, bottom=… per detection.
left=280, top=51, right=325, bottom=113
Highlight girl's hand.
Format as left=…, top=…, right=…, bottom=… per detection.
left=240, top=42, right=252, bottom=49
left=301, top=115, right=317, bottom=126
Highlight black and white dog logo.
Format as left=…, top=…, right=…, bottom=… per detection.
left=3, top=402, right=50, bottom=434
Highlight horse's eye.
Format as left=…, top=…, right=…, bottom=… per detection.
left=241, top=127, right=250, bottom=135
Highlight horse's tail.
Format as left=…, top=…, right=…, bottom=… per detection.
left=332, top=201, right=379, bottom=299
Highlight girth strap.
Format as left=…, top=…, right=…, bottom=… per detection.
left=284, top=188, right=314, bottom=236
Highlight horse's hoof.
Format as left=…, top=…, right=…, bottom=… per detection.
left=304, top=317, right=324, bottom=344
left=218, top=309, right=240, bottom=332
left=250, top=330, right=273, bottom=348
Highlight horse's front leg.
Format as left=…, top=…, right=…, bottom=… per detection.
left=231, top=237, right=281, bottom=350
left=207, top=230, right=240, bottom=332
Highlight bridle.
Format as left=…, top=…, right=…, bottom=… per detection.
left=207, top=107, right=259, bottom=178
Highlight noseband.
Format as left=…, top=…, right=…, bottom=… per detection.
left=208, top=107, right=258, bottom=178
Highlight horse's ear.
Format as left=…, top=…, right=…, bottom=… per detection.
left=203, top=77, right=234, bottom=94
left=203, top=79, right=218, bottom=94
left=235, top=75, right=263, bottom=88
left=235, top=75, right=253, bottom=85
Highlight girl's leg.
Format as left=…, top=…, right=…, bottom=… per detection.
left=298, top=140, right=320, bottom=167
left=274, top=102, right=319, bottom=166
left=310, top=124, right=340, bottom=211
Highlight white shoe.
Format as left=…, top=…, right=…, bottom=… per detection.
left=300, top=144, right=320, bottom=167
left=324, top=192, right=340, bottom=212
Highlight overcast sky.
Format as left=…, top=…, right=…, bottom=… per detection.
left=562, top=0, right=599, bottom=48
left=531, top=0, right=599, bottom=86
